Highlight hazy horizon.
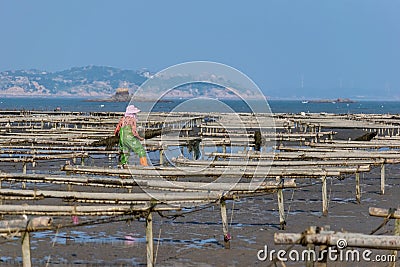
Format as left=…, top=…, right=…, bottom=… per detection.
left=1, top=1, right=399, bottom=100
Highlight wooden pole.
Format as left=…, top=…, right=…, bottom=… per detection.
left=395, top=217, right=400, bottom=235
left=0, top=204, right=178, bottom=216
left=370, top=207, right=400, bottom=267
left=0, top=173, right=296, bottom=191
left=23, top=162, right=27, bottom=174
left=0, top=217, right=52, bottom=232
left=220, top=199, right=230, bottom=249
left=277, top=189, right=286, bottom=230
left=306, top=243, right=314, bottom=267
left=159, top=147, right=164, bottom=166
left=355, top=172, right=361, bottom=204
left=21, top=231, right=31, bottom=267
left=305, top=226, right=316, bottom=267
left=318, top=245, right=328, bottom=267
left=0, top=179, right=2, bottom=219
left=369, top=207, right=400, bottom=219
left=0, top=217, right=52, bottom=267
left=62, top=164, right=350, bottom=178
left=391, top=217, right=400, bottom=267
left=275, top=231, right=400, bottom=249
left=321, top=176, right=328, bottom=216
left=380, top=163, right=385, bottom=195
left=146, top=212, right=154, bottom=267
left=0, top=188, right=224, bottom=203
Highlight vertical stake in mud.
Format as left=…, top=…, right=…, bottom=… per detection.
left=355, top=172, right=361, bottom=204
left=23, top=162, right=27, bottom=174
left=220, top=198, right=230, bottom=249
left=321, top=176, right=328, bottom=216
left=277, top=187, right=286, bottom=230
left=21, top=231, right=31, bottom=267
left=146, top=212, right=154, bottom=267
left=159, top=147, right=164, bottom=166
left=391, top=211, right=400, bottom=267
left=380, top=163, right=385, bottom=195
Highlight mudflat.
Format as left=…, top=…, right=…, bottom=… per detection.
left=0, top=160, right=399, bottom=266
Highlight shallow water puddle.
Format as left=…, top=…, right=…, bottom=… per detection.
left=33, top=230, right=224, bottom=249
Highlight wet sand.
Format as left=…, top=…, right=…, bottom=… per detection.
left=0, top=159, right=399, bottom=266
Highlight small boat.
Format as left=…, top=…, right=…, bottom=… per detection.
left=301, top=101, right=309, bottom=104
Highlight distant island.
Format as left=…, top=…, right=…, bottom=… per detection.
left=85, top=87, right=171, bottom=102
left=0, top=66, right=148, bottom=97
left=86, top=87, right=131, bottom=102
left=302, top=98, right=355, bottom=104
left=0, top=65, right=259, bottom=100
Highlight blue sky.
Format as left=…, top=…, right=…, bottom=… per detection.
left=0, top=1, right=399, bottom=100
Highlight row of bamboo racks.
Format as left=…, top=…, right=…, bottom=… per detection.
left=273, top=207, right=400, bottom=267
left=0, top=110, right=400, bottom=266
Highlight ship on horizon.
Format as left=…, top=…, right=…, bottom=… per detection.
left=302, top=98, right=355, bottom=104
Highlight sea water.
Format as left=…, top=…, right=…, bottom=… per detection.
left=0, top=97, right=399, bottom=114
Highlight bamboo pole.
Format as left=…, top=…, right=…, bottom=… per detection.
left=0, top=173, right=296, bottom=191
left=0, top=217, right=53, bottom=233
left=146, top=212, right=154, bottom=267
left=307, top=142, right=400, bottom=149
left=0, top=173, right=138, bottom=188
left=392, top=217, right=400, bottom=267
left=369, top=207, right=400, bottom=219
left=23, top=162, right=27, bottom=174
left=222, top=144, right=226, bottom=154
left=210, top=151, right=400, bottom=160
left=22, top=231, right=31, bottom=267
left=62, top=164, right=356, bottom=178
left=306, top=243, right=314, bottom=267
left=277, top=188, right=285, bottom=230
left=0, top=178, right=2, bottom=218
left=0, top=188, right=223, bottom=203
left=0, top=217, right=53, bottom=267
left=0, top=204, right=178, bottom=216
left=159, top=148, right=164, bottom=166
left=173, top=158, right=385, bottom=167
left=355, top=172, right=361, bottom=204
left=0, top=153, right=89, bottom=162
left=275, top=231, right=400, bottom=250
left=321, top=176, right=328, bottom=216
left=0, top=145, right=118, bottom=152
left=220, top=199, right=230, bottom=249
left=139, top=179, right=297, bottom=192
left=381, top=163, right=385, bottom=195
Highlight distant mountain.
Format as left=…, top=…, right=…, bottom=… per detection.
left=0, top=66, right=149, bottom=97
left=0, top=65, right=262, bottom=99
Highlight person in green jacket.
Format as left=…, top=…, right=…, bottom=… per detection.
left=114, top=105, right=148, bottom=167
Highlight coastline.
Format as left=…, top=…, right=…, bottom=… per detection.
left=1, top=97, right=400, bottom=114
left=2, top=94, right=400, bottom=102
